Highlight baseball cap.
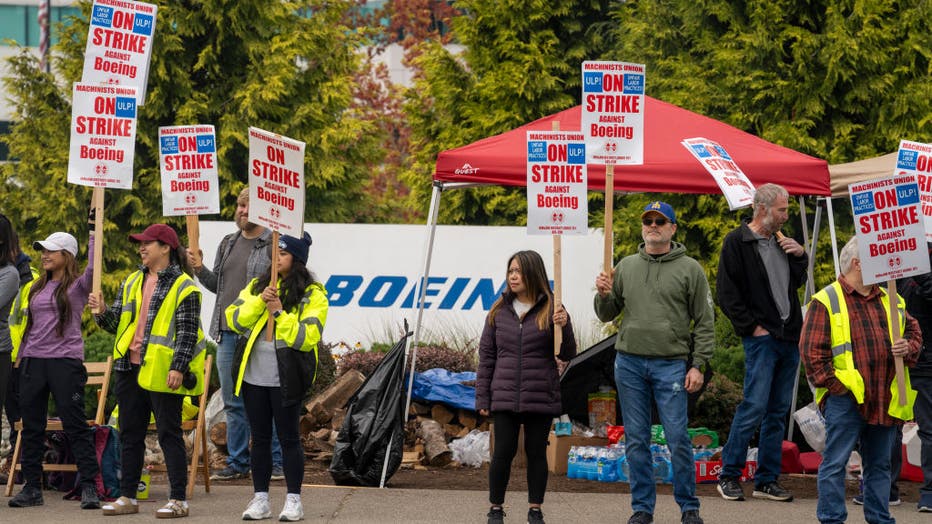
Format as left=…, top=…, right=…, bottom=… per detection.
left=128, top=224, right=180, bottom=249
left=278, top=232, right=313, bottom=265
left=641, top=201, right=676, bottom=224
left=33, top=232, right=78, bottom=257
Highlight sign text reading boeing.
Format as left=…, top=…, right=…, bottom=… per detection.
left=324, top=274, right=507, bottom=310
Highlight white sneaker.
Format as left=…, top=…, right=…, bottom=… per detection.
left=279, top=494, right=304, bottom=522
left=242, top=494, right=272, bottom=520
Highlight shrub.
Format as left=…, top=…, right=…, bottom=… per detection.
left=691, top=373, right=744, bottom=443
left=337, top=341, right=477, bottom=378
left=311, top=341, right=337, bottom=397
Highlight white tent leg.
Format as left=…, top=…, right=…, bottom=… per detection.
left=787, top=196, right=817, bottom=443
left=403, top=183, right=442, bottom=421
left=825, top=197, right=840, bottom=276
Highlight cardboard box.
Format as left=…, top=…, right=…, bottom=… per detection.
left=695, top=460, right=757, bottom=483
left=547, top=432, right=609, bottom=475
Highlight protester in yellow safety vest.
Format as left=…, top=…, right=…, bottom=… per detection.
left=0, top=215, right=24, bottom=486
left=90, top=224, right=204, bottom=519
left=800, top=236, right=922, bottom=524
left=10, top=223, right=103, bottom=511
left=226, top=232, right=327, bottom=522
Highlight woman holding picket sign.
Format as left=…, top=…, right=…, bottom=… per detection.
left=9, top=207, right=101, bottom=511
left=476, top=250, right=576, bottom=524
left=225, top=232, right=327, bottom=522
left=90, top=223, right=206, bottom=519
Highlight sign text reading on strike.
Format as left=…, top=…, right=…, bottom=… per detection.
left=585, top=94, right=640, bottom=113
left=92, top=27, right=147, bottom=53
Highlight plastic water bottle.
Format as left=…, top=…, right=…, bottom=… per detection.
left=617, top=454, right=629, bottom=483
left=652, top=445, right=672, bottom=484
left=598, top=449, right=619, bottom=483
left=567, top=446, right=579, bottom=479
left=585, top=447, right=600, bottom=481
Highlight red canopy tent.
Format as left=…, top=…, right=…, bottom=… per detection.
left=433, top=97, right=830, bottom=196
left=404, top=98, right=833, bottom=453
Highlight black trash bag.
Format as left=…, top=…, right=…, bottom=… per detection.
left=329, top=325, right=411, bottom=486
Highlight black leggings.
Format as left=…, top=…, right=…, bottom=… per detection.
left=242, top=382, right=304, bottom=494
left=489, top=411, right=552, bottom=505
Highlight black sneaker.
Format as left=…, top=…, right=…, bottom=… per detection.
left=9, top=485, right=43, bottom=507
left=681, top=510, right=704, bottom=524
left=209, top=465, right=248, bottom=480
left=527, top=507, right=545, bottom=524
left=752, top=481, right=794, bottom=502
left=853, top=493, right=901, bottom=506
left=487, top=506, right=505, bottom=524
left=80, top=484, right=100, bottom=510
left=627, top=511, right=653, bottom=524
left=717, top=477, right=745, bottom=501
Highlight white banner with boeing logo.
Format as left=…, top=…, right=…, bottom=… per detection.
left=196, top=222, right=604, bottom=348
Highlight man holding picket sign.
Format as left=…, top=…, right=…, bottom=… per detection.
left=594, top=201, right=714, bottom=524
left=801, top=173, right=927, bottom=524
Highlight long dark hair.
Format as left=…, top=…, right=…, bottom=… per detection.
left=487, top=250, right=553, bottom=331
left=28, top=246, right=80, bottom=337
left=168, top=243, right=193, bottom=276
left=0, top=214, right=20, bottom=266
left=252, top=262, right=317, bottom=312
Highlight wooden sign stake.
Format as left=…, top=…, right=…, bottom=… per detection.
left=266, top=231, right=280, bottom=341
left=604, top=164, right=614, bottom=273
left=887, top=279, right=908, bottom=406
left=92, top=186, right=104, bottom=296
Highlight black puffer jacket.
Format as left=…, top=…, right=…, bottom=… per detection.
left=475, top=293, right=576, bottom=416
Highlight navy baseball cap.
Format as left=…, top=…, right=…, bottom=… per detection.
left=641, top=201, right=676, bottom=224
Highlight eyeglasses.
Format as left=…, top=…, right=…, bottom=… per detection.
left=642, top=217, right=668, bottom=226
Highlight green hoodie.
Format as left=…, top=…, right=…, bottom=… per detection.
left=593, top=241, right=714, bottom=368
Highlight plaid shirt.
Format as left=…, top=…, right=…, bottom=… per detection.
left=95, top=264, right=201, bottom=373
left=800, top=275, right=921, bottom=426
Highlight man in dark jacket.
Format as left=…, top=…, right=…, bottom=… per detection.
left=716, top=183, right=807, bottom=503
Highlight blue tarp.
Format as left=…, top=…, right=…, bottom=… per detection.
left=411, top=368, right=476, bottom=411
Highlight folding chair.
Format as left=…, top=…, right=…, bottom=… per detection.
left=148, top=353, right=213, bottom=499
left=5, top=356, right=113, bottom=497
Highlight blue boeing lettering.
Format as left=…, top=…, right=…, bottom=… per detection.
left=326, top=275, right=363, bottom=306
left=322, top=274, right=506, bottom=311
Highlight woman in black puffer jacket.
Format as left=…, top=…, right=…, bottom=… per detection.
left=476, top=250, right=576, bottom=524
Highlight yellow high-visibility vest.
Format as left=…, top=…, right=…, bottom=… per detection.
left=113, top=270, right=206, bottom=396
left=9, top=267, right=39, bottom=361
left=811, top=281, right=916, bottom=420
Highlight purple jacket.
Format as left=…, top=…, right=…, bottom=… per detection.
left=476, top=293, right=576, bottom=416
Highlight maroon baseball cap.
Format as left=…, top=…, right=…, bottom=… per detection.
left=128, top=224, right=179, bottom=249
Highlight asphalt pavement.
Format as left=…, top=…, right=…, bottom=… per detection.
left=1, top=481, right=930, bottom=523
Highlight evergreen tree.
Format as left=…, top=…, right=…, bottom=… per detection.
left=1, top=0, right=383, bottom=290
left=400, top=0, right=615, bottom=225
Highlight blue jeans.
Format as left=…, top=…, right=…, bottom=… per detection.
left=720, top=334, right=799, bottom=485
left=817, top=394, right=896, bottom=524
left=615, top=352, right=698, bottom=515
left=912, top=375, right=932, bottom=509
left=217, top=330, right=282, bottom=471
